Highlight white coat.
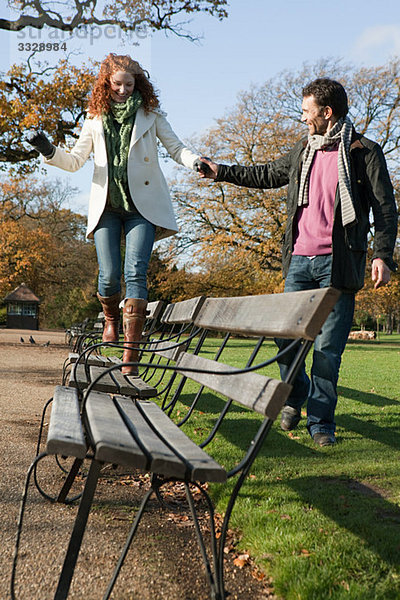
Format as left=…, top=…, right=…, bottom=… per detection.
left=44, top=108, right=200, bottom=241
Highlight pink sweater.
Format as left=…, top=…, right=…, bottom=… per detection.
left=293, top=147, right=338, bottom=256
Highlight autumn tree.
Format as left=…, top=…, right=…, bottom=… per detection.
left=355, top=245, right=400, bottom=333
left=1, top=0, right=228, bottom=40
left=0, top=176, right=98, bottom=326
left=0, top=58, right=96, bottom=171
left=0, top=3, right=229, bottom=170
left=168, top=58, right=400, bottom=300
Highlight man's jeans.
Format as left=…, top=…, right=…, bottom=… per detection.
left=276, top=255, right=355, bottom=437
left=94, top=209, right=156, bottom=300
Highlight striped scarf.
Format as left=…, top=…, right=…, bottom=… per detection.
left=298, top=116, right=356, bottom=227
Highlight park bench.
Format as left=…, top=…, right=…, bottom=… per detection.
left=36, top=297, right=207, bottom=483
left=62, top=299, right=166, bottom=384
left=64, top=296, right=206, bottom=398
left=64, top=317, right=91, bottom=346
left=39, top=298, right=204, bottom=465
left=67, top=312, right=106, bottom=353
left=12, top=287, right=341, bottom=600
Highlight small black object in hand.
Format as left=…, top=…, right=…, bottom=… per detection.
left=195, top=157, right=212, bottom=176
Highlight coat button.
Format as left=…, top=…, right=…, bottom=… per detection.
left=144, top=180, right=150, bottom=185
left=144, top=157, right=149, bottom=162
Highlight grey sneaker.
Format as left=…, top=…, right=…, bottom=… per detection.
left=280, top=406, right=301, bottom=431
left=313, top=432, right=336, bottom=447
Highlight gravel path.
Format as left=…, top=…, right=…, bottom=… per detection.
left=0, top=328, right=274, bottom=599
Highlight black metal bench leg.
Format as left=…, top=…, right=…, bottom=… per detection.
left=35, top=397, right=54, bottom=456
left=184, top=483, right=220, bottom=600
left=32, top=455, right=85, bottom=505
left=54, top=459, right=102, bottom=600
left=11, top=452, right=48, bottom=600
left=56, top=458, right=84, bottom=503
left=102, top=487, right=154, bottom=600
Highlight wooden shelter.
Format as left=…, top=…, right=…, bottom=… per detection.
left=3, top=283, right=41, bottom=330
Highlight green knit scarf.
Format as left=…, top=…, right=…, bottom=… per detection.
left=102, top=90, right=143, bottom=211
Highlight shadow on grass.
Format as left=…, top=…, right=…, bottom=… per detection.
left=176, top=388, right=315, bottom=456
left=336, top=413, right=400, bottom=449
left=287, top=475, right=400, bottom=566
left=338, top=385, right=398, bottom=407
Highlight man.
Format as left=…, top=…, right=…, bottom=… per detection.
left=198, top=78, right=398, bottom=446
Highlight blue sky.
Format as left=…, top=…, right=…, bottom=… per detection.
left=2, top=0, right=400, bottom=214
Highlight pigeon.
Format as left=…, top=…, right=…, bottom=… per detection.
left=42, top=341, right=50, bottom=347
left=20, top=337, right=24, bottom=343
left=29, top=335, right=36, bottom=344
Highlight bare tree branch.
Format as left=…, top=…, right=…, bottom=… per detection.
left=1, top=0, right=228, bottom=40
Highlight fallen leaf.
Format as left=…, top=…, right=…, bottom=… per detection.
left=340, top=580, right=350, bottom=591
left=251, top=569, right=266, bottom=581
left=237, top=553, right=250, bottom=560
left=233, top=553, right=250, bottom=568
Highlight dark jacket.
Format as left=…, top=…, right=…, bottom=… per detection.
left=216, top=131, right=398, bottom=292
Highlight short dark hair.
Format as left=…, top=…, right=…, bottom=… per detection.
left=302, top=78, right=348, bottom=118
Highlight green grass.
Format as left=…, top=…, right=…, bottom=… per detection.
left=163, top=334, right=400, bottom=600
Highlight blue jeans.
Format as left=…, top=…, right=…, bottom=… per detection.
left=277, top=255, right=355, bottom=437
left=93, top=209, right=156, bottom=300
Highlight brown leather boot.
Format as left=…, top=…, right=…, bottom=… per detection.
left=97, top=292, right=121, bottom=343
left=121, top=298, right=148, bottom=376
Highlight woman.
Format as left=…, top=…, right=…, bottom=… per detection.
left=28, top=53, right=200, bottom=374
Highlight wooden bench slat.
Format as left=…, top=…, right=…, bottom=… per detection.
left=114, top=397, right=187, bottom=478
left=88, top=365, right=157, bottom=397
left=134, top=399, right=227, bottom=483
left=161, top=296, right=206, bottom=324
left=146, top=300, right=165, bottom=320
left=107, top=355, right=123, bottom=365
left=89, top=365, right=118, bottom=393
left=175, top=353, right=291, bottom=419
left=85, top=392, right=147, bottom=468
left=68, top=353, right=111, bottom=367
left=110, top=369, right=157, bottom=398
left=46, top=386, right=86, bottom=458
left=123, top=375, right=158, bottom=398
left=151, top=340, right=186, bottom=361
left=194, top=288, right=341, bottom=340
left=68, top=363, right=89, bottom=390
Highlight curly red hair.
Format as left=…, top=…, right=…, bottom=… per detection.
left=88, top=54, right=159, bottom=116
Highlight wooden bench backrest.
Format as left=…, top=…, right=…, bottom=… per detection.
left=173, top=288, right=340, bottom=418
left=152, top=296, right=207, bottom=362
left=175, top=352, right=291, bottom=419
left=146, top=300, right=165, bottom=320
left=161, top=296, right=206, bottom=325
left=143, top=300, right=165, bottom=338
left=193, top=288, right=341, bottom=341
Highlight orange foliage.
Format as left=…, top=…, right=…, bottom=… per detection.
left=0, top=59, right=96, bottom=172
left=0, top=218, right=53, bottom=296
left=0, top=176, right=98, bottom=324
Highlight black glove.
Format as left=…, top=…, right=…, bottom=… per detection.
left=194, top=157, right=212, bottom=176
left=27, top=130, right=55, bottom=158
